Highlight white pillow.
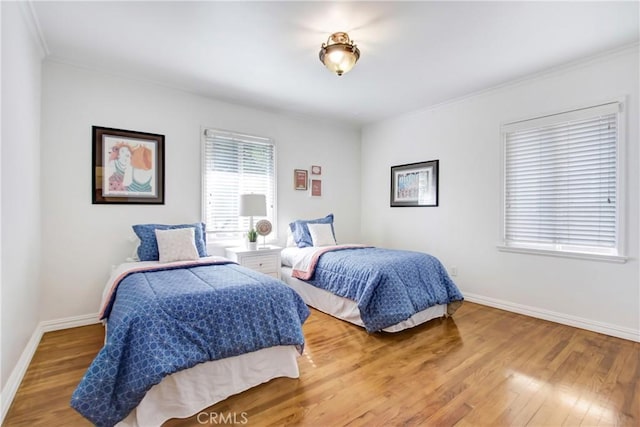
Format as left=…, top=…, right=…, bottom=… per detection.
left=286, top=226, right=297, bottom=247
left=127, top=235, right=140, bottom=262
left=154, top=227, right=200, bottom=263
left=307, top=223, right=336, bottom=247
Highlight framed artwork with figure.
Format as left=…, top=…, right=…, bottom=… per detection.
left=92, top=126, right=165, bottom=204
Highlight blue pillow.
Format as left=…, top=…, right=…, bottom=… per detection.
left=289, top=214, right=335, bottom=248
left=133, top=223, right=208, bottom=261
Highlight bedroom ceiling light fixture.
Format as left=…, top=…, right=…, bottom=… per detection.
left=319, top=32, right=360, bottom=76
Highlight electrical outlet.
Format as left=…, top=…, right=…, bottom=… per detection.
left=450, top=266, right=458, bottom=277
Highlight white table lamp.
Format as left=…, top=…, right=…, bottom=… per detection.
left=239, top=194, right=266, bottom=232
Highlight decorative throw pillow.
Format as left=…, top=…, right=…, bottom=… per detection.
left=289, top=214, right=335, bottom=248
left=154, top=228, right=200, bottom=263
left=307, top=223, right=337, bottom=247
left=133, top=222, right=208, bottom=261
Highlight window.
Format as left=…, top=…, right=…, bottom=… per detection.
left=501, top=101, right=625, bottom=261
left=202, top=129, right=276, bottom=240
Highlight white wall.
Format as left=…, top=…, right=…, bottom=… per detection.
left=361, top=47, right=639, bottom=339
left=1, top=2, right=44, bottom=390
left=39, top=61, right=361, bottom=321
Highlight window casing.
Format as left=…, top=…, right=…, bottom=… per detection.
left=202, top=129, right=276, bottom=241
left=500, top=101, right=625, bottom=261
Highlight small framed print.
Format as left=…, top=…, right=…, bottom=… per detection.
left=294, top=169, right=308, bottom=190
left=311, top=179, right=322, bottom=197
left=311, top=165, right=322, bottom=175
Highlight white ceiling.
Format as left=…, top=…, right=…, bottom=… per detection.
left=30, top=1, right=639, bottom=127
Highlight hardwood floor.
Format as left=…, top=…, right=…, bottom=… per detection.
left=4, top=302, right=639, bottom=426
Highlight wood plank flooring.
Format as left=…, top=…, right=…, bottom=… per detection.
left=4, top=302, right=639, bottom=426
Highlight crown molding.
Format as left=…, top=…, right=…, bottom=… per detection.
left=18, top=0, right=49, bottom=57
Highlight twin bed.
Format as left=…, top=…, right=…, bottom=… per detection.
left=281, top=214, right=463, bottom=332
left=71, top=223, right=310, bottom=427
left=72, top=217, right=463, bottom=426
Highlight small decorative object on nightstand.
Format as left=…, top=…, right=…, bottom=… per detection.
left=255, top=219, right=272, bottom=249
left=225, top=245, right=282, bottom=279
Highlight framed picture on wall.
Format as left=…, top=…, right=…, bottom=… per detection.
left=92, top=126, right=165, bottom=204
left=311, top=165, right=322, bottom=175
left=311, top=179, right=322, bottom=197
left=390, top=159, right=439, bottom=207
left=294, top=169, right=308, bottom=190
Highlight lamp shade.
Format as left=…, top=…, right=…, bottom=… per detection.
left=239, top=194, right=266, bottom=217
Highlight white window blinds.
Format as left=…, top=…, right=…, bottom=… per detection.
left=503, top=102, right=620, bottom=255
left=202, top=129, right=276, bottom=239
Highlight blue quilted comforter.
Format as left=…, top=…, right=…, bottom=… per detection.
left=71, top=261, right=309, bottom=427
left=305, top=247, right=463, bottom=332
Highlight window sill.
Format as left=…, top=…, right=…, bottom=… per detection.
left=497, top=245, right=628, bottom=264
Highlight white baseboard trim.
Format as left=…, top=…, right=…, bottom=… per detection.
left=1, top=313, right=100, bottom=424
left=0, top=325, right=43, bottom=424
left=40, top=312, right=100, bottom=332
left=464, top=292, right=640, bottom=343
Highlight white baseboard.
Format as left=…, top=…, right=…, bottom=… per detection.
left=0, top=313, right=100, bottom=424
left=0, top=325, right=43, bottom=423
left=39, top=312, right=100, bottom=332
left=464, top=292, right=640, bottom=343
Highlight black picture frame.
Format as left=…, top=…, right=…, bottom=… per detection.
left=390, top=160, right=439, bottom=207
left=92, top=126, right=165, bottom=204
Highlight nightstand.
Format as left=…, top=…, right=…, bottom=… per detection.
left=225, top=245, right=282, bottom=279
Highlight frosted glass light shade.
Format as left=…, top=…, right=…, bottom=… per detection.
left=319, top=32, right=360, bottom=76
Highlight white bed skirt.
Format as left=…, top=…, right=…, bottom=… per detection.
left=280, top=266, right=446, bottom=332
left=117, top=345, right=300, bottom=427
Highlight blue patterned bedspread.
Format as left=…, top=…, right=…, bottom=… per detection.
left=71, top=261, right=309, bottom=427
left=305, top=247, right=463, bottom=332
